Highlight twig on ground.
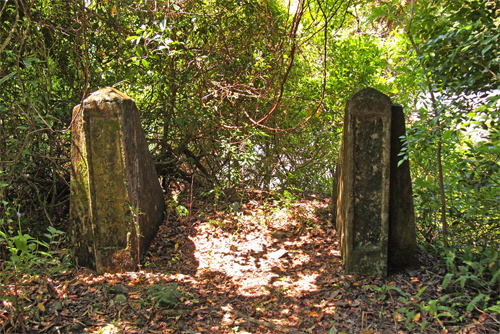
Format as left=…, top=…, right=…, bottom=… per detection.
left=475, top=305, right=500, bottom=326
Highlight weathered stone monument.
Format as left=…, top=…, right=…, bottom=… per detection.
left=70, top=87, right=165, bottom=274
left=332, top=88, right=417, bottom=276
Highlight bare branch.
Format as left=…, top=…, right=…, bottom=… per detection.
left=0, top=0, right=20, bottom=61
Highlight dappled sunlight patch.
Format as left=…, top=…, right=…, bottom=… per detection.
left=183, top=198, right=333, bottom=301
left=6, top=193, right=489, bottom=333
left=239, top=282, right=274, bottom=298
left=272, top=272, right=320, bottom=298
left=269, top=207, right=289, bottom=223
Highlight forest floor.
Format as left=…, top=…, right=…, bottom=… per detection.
left=2, top=190, right=499, bottom=333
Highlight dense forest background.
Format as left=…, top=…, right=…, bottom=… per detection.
left=1, top=0, right=499, bottom=332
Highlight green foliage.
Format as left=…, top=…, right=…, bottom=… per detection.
left=442, top=246, right=499, bottom=293
left=407, top=104, right=499, bottom=247
left=360, top=0, right=499, bottom=252
left=176, top=205, right=189, bottom=218
left=0, top=1, right=498, bottom=321
left=0, top=0, right=430, bottom=207
left=148, top=283, right=183, bottom=308
left=0, top=199, right=68, bottom=330
left=412, top=0, right=500, bottom=96
left=364, top=283, right=428, bottom=331
left=415, top=245, right=500, bottom=328
left=365, top=244, right=500, bottom=330
left=369, top=283, right=409, bottom=301
left=487, top=301, right=500, bottom=314
left=168, top=193, right=189, bottom=218
left=0, top=204, right=66, bottom=274
left=278, top=190, right=298, bottom=209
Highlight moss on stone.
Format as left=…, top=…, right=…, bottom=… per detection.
left=70, top=87, right=165, bottom=274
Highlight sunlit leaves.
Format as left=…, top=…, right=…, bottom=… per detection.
left=413, top=0, right=500, bottom=95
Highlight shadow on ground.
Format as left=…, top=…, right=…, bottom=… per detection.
left=1, top=191, right=493, bottom=333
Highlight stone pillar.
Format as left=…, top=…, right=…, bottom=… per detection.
left=333, top=88, right=417, bottom=276
left=334, top=88, right=392, bottom=276
left=389, top=104, right=417, bottom=268
left=70, top=87, right=165, bottom=274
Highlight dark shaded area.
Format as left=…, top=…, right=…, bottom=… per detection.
left=388, top=104, right=418, bottom=268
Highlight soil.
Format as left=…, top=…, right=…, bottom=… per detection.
left=1, top=190, right=498, bottom=333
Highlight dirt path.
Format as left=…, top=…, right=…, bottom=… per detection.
left=2, top=192, right=496, bottom=333
left=145, top=192, right=342, bottom=333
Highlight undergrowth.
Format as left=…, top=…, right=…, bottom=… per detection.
left=0, top=196, right=69, bottom=332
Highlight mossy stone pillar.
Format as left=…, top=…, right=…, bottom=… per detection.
left=333, top=89, right=417, bottom=276
left=70, top=87, right=165, bottom=274
left=333, top=88, right=392, bottom=276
